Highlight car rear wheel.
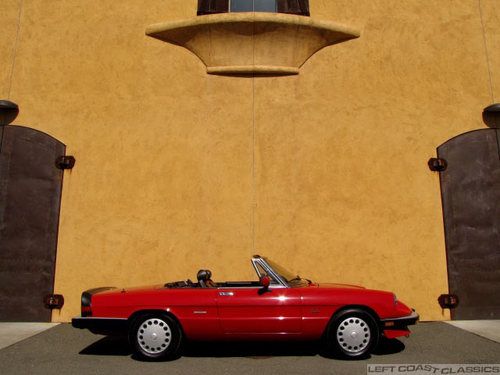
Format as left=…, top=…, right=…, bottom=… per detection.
left=129, top=313, right=183, bottom=361
left=327, top=308, right=379, bottom=359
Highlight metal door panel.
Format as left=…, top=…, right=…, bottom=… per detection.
left=0, top=125, right=65, bottom=322
left=438, top=129, right=500, bottom=319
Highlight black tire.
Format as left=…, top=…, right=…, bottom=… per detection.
left=326, top=308, right=379, bottom=359
left=129, top=313, right=183, bottom=361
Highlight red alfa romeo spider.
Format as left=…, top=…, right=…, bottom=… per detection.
left=72, top=255, right=418, bottom=360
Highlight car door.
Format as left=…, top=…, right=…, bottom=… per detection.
left=216, top=285, right=302, bottom=336
left=163, top=288, right=221, bottom=340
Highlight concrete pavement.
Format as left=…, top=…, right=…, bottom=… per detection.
left=445, top=320, right=500, bottom=344
left=0, top=322, right=499, bottom=375
left=0, top=323, right=59, bottom=350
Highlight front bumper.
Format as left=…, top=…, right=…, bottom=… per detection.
left=380, top=310, right=419, bottom=339
left=380, top=310, right=419, bottom=329
left=72, top=317, right=128, bottom=335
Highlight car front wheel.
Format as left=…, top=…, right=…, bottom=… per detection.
left=129, top=313, right=183, bottom=361
left=327, top=308, right=379, bottom=359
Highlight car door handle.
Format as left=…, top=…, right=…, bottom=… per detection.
left=219, top=291, right=234, bottom=296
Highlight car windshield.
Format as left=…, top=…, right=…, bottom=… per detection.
left=263, top=257, right=300, bottom=283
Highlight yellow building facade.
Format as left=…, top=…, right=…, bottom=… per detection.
left=1, top=0, right=499, bottom=322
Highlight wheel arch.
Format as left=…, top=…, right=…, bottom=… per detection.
left=324, top=304, right=381, bottom=336
left=127, top=309, right=184, bottom=334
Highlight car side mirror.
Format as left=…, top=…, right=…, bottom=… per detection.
left=258, top=275, right=271, bottom=295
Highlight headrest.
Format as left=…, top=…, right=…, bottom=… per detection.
left=197, top=269, right=212, bottom=281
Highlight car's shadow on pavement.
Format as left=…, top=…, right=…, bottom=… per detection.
left=79, top=336, right=131, bottom=357
left=79, top=336, right=405, bottom=361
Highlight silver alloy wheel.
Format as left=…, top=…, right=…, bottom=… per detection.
left=137, top=318, right=172, bottom=355
left=336, top=317, right=371, bottom=354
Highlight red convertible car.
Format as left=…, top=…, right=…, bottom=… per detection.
left=72, top=255, right=418, bottom=360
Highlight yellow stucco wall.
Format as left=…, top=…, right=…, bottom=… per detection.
left=1, top=0, right=498, bottom=322
left=0, top=0, right=22, bottom=98
left=481, top=0, right=499, bottom=102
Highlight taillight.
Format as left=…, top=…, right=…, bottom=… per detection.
left=80, top=287, right=115, bottom=317
left=81, top=305, right=92, bottom=317
left=81, top=291, right=92, bottom=317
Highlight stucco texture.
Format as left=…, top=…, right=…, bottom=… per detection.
left=481, top=0, right=499, bottom=103
left=0, top=0, right=22, bottom=98
left=1, top=0, right=497, bottom=322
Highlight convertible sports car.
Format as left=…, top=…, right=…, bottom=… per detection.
left=72, top=255, right=418, bottom=360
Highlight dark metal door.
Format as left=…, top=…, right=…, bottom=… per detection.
left=438, top=129, right=500, bottom=320
left=0, top=125, right=65, bottom=322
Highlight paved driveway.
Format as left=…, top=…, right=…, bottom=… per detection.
left=0, top=322, right=499, bottom=375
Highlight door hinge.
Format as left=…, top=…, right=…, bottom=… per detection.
left=428, top=157, right=447, bottom=172
left=55, top=155, right=76, bottom=170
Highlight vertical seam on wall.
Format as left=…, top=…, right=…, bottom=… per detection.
left=251, top=10, right=256, bottom=253
left=7, top=0, right=24, bottom=99
left=478, top=0, right=495, bottom=103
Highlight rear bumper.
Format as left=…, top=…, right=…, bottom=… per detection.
left=72, top=317, right=128, bottom=335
